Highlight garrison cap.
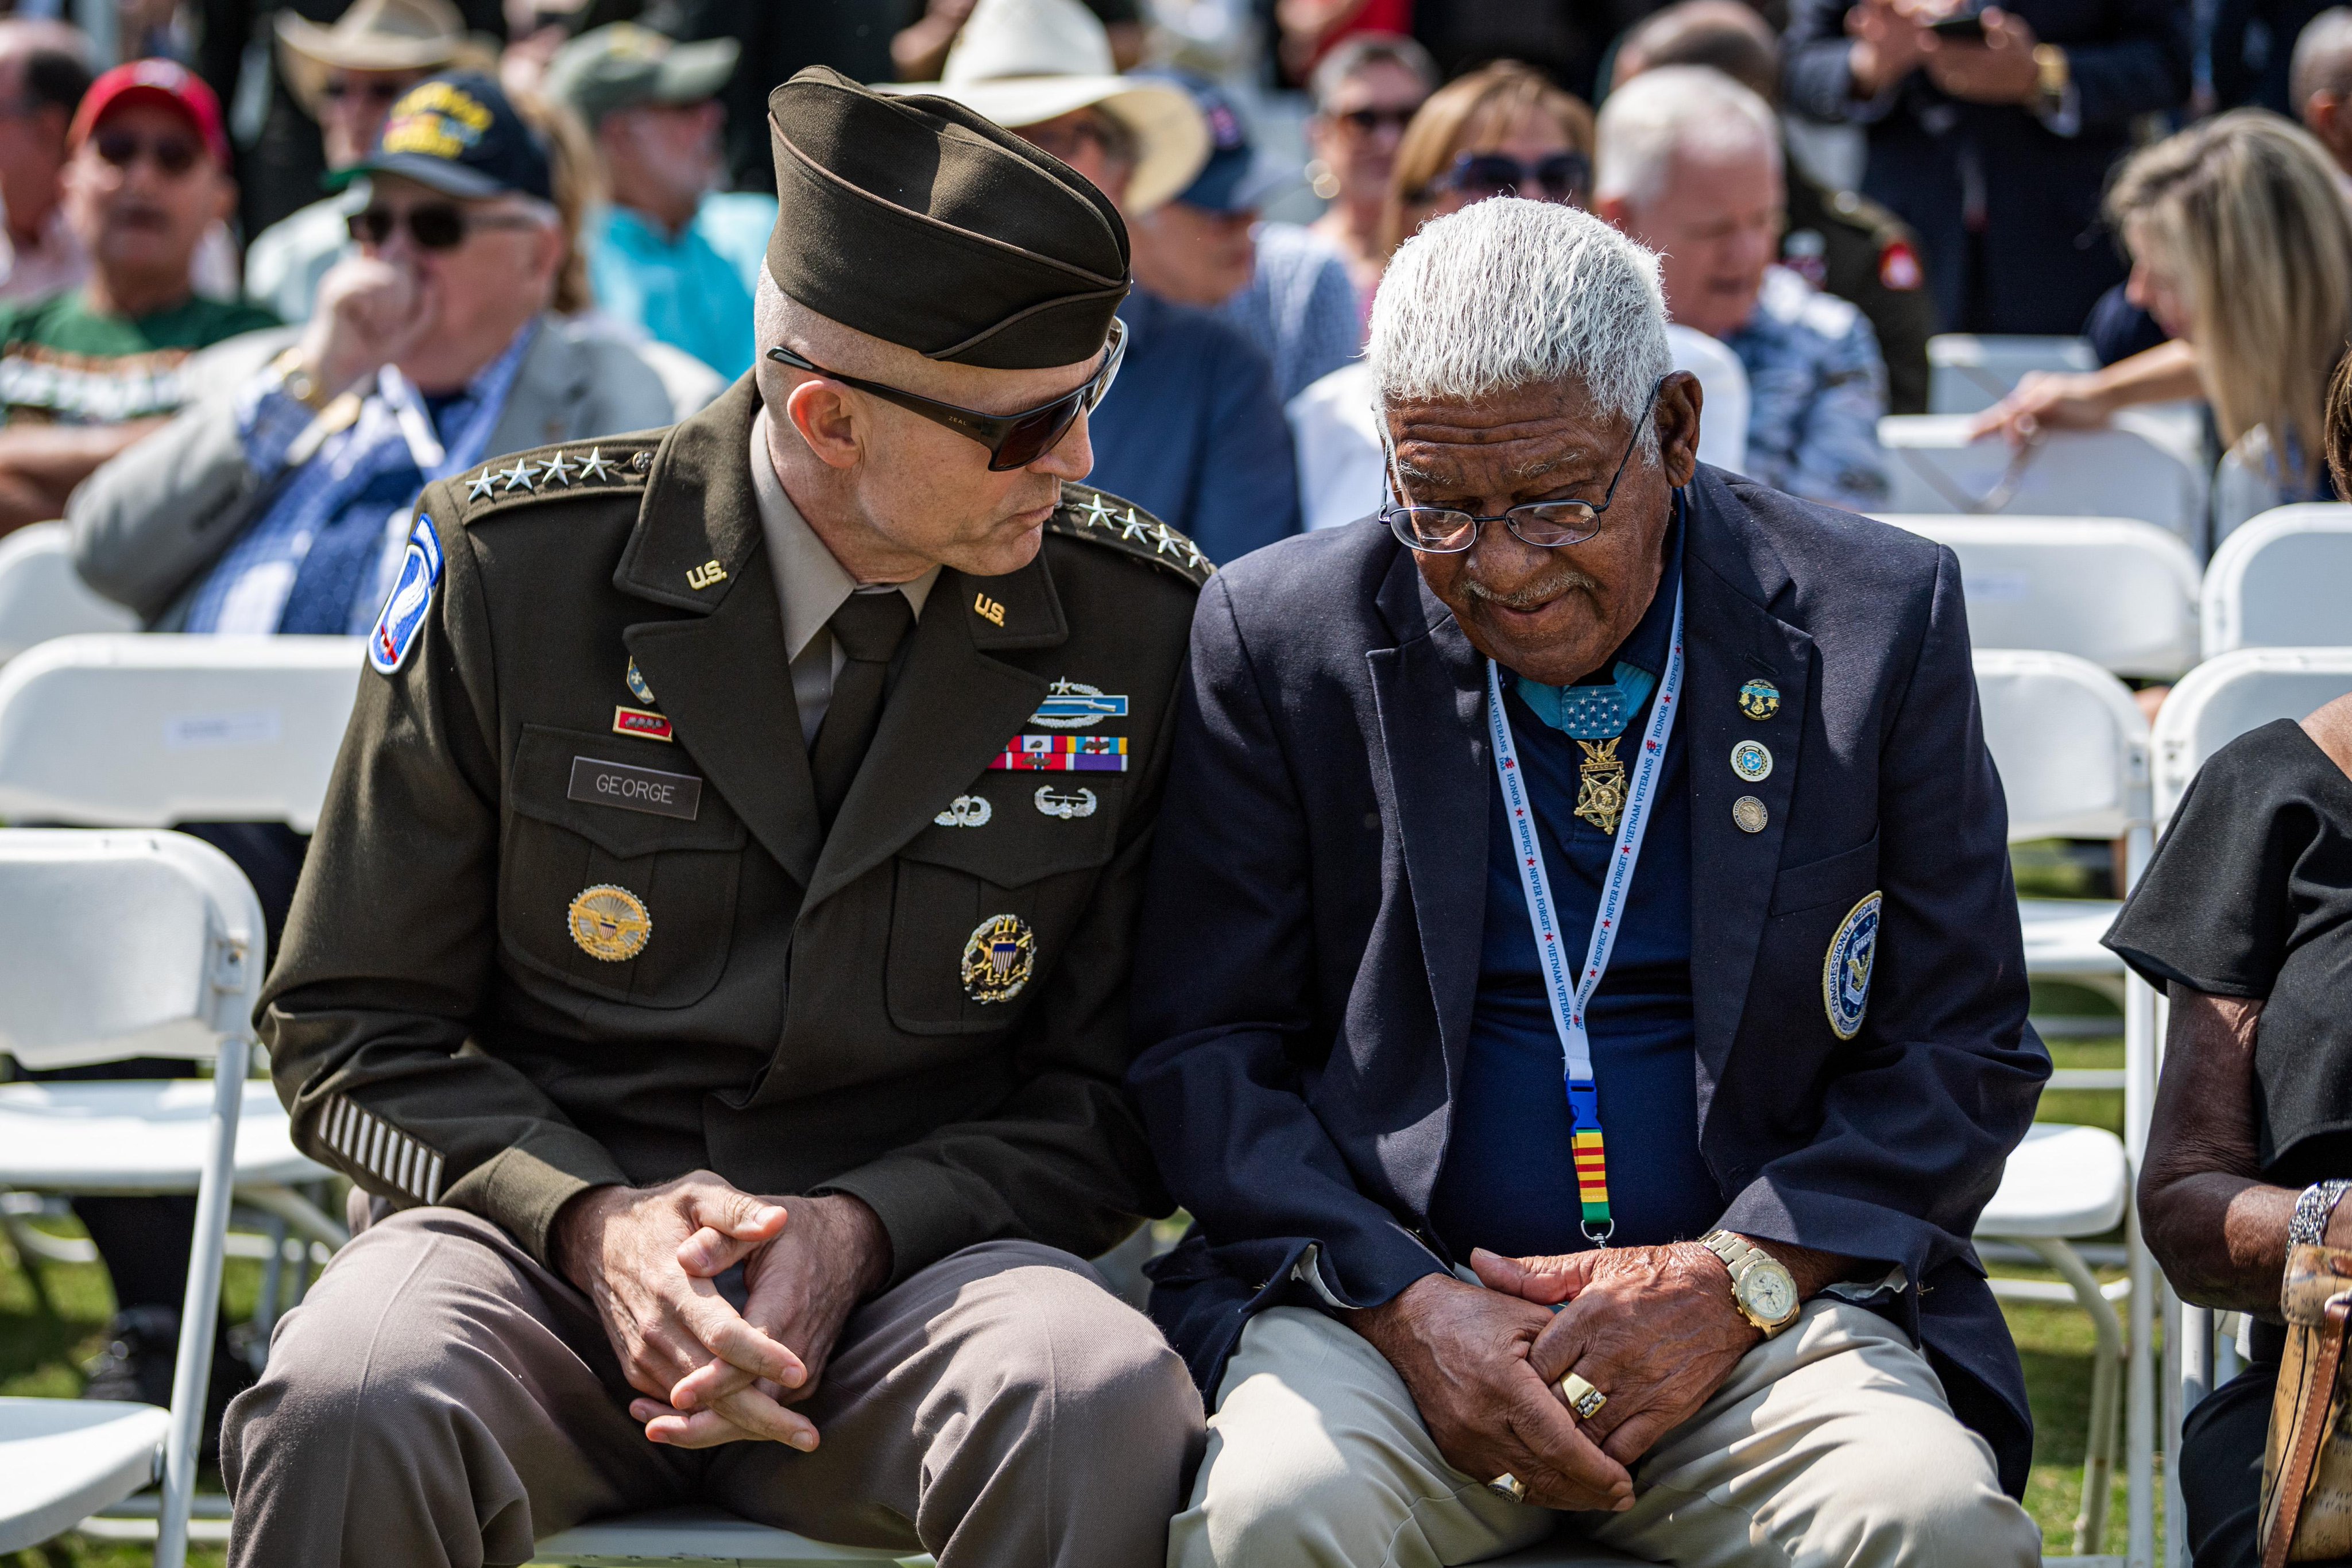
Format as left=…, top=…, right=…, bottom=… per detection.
left=764, top=65, right=1129, bottom=370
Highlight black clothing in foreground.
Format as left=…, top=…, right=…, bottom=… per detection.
left=2105, top=718, right=2352, bottom=1185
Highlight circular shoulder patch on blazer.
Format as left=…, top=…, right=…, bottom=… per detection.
left=1823, top=891, right=1882, bottom=1041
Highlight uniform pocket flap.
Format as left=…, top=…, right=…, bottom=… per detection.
left=508, top=724, right=746, bottom=860
left=896, top=773, right=1122, bottom=888
left=1768, top=833, right=1881, bottom=916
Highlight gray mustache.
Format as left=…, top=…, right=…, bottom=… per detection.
left=1463, top=568, right=1600, bottom=611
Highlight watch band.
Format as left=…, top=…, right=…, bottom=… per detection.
left=2291, top=1179, right=2352, bottom=1247
left=1700, top=1229, right=1767, bottom=1273
left=1700, top=1229, right=1800, bottom=1335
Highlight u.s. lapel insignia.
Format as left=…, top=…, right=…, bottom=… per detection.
left=934, top=795, right=992, bottom=827
left=568, top=884, right=651, bottom=962
left=1823, top=891, right=1882, bottom=1040
left=1030, top=679, right=1128, bottom=729
left=625, top=657, right=656, bottom=705
left=973, top=592, right=1007, bottom=627
left=368, top=516, right=442, bottom=676
left=1573, top=738, right=1627, bottom=835
left=1738, top=678, right=1781, bottom=721
left=686, top=559, right=727, bottom=591
left=1034, top=786, right=1097, bottom=819
left=961, top=913, right=1035, bottom=1003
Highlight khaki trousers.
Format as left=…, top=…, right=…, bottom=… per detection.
left=221, top=1207, right=1204, bottom=1568
left=1170, top=1300, right=2042, bottom=1568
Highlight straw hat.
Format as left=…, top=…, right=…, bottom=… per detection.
left=883, top=0, right=1209, bottom=213
left=276, top=0, right=497, bottom=118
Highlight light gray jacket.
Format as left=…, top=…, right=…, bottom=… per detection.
left=69, top=313, right=722, bottom=625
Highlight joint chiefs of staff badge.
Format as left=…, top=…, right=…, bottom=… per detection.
left=1823, top=891, right=1882, bottom=1040
left=1738, top=678, right=1781, bottom=722
left=568, top=884, right=651, bottom=963
left=368, top=516, right=442, bottom=676
left=961, top=913, right=1036, bottom=1004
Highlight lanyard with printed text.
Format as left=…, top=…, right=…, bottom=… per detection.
left=1484, top=583, right=1685, bottom=1244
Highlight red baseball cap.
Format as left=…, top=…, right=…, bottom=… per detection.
left=69, top=59, right=231, bottom=169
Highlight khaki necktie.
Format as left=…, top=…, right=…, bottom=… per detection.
left=810, top=589, right=914, bottom=827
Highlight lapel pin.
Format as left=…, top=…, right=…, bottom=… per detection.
left=613, top=706, right=672, bottom=742
left=934, top=795, right=992, bottom=827
left=1733, top=795, right=1769, bottom=834
left=973, top=591, right=1007, bottom=627
left=686, top=559, right=727, bottom=591
left=1738, top=678, right=1781, bottom=721
left=1730, top=740, right=1773, bottom=782
left=625, top=657, right=656, bottom=705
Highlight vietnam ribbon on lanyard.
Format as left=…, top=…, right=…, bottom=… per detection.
left=1484, top=584, right=1685, bottom=1245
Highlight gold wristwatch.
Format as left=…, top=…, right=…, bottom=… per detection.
left=2032, top=44, right=2071, bottom=116
left=269, top=348, right=334, bottom=413
left=1699, top=1230, right=1801, bottom=1337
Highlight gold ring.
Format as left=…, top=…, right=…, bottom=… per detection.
left=1487, top=1472, right=1529, bottom=1504
left=1559, top=1370, right=1608, bottom=1420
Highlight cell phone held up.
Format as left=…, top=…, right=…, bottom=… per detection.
left=1928, top=7, right=1989, bottom=40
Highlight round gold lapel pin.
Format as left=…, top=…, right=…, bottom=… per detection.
left=568, top=884, right=651, bottom=962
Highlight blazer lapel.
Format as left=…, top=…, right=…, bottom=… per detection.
left=485, top=314, right=585, bottom=456
left=1681, top=475, right=1814, bottom=1131
left=1365, top=549, right=1490, bottom=1143
left=614, top=379, right=822, bottom=888
left=803, top=554, right=1063, bottom=911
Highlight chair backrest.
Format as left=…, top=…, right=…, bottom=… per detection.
left=0, top=521, right=138, bottom=664
left=1882, top=515, right=2201, bottom=678
left=2200, top=504, right=2352, bottom=657
left=1878, top=415, right=2208, bottom=548
left=0, top=634, right=363, bottom=831
left=2153, top=647, right=2352, bottom=820
left=1972, top=649, right=2153, bottom=841
left=0, top=828, right=263, bottom=1069
left=1927, top=334, right=2098, bottom=415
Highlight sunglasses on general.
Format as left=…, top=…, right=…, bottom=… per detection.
left=92, top=129, right=201, bottom=176
left=1380, top=379, right=1664, bottom=553
left=763, top=318, right=1127, bottom=473
left=1429, top=149, right=1591, bottom=204
left=348, top=204, right=543, bottom=251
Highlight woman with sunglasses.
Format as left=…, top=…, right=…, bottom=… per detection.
left=1380, top=60, right=1596, bottom=261
left=1303, top=34, right=1438, bottom=326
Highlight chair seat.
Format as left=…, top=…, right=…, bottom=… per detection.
left=0, top=1079, right=327, bottom=1191
left=0, top=1396, right=168, bottom=1554
left=532, top=1505, right=920, bottom=1566
left=1978, top=1122, right=2128, bottom=1238
left=2017, top=899, right=2124, bottom=976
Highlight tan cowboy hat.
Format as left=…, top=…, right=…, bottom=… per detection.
left=881, top=0, right=1209, bottom=213
left=276, top=0, right=498, bottom=118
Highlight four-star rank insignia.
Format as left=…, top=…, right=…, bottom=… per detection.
left=1574, top=737, right=1628, bottom=835
left=961, top=913, right=1035, bottom=1004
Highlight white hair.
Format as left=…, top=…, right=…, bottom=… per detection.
left=1594, top=64, right=1780, bottom=211
left=1369, top=196, right=1672, bottom=442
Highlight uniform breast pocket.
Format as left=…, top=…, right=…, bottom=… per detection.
left=885, top=773, right=1124, bottom=1035
left=499, top=725, right=748, bottom=1008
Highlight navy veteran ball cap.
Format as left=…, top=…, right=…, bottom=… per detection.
left=765, top=65, right=1129, bottom=370
left=329, top=71, right=554, bottom=203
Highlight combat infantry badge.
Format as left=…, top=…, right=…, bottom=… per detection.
left=1575, top=738, right=1628, bottom=835
left=961, top=913, right=1035, bottom=1004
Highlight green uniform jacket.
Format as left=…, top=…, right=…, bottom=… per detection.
left=257, top=377, right=1209, bottom=1283
left=1784, top=172, right=1937, bottom=416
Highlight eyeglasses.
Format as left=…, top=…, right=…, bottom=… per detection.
left=322, top=76, right=415, bottom=105
left=349, top=204, right=542, bottom=250
left=1336, top=105, right=1418, bottom=135
left=764, top=318, right=1126, bottom=473
left=1427, top=149, right=1590, bottom=204
left=92, top=129, right=201, bottom=176
left=1382, top=381, right=1661, bottom=553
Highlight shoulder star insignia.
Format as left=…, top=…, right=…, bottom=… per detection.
left=1075, top=493, right=1117, bottom=531
left=466, top=468, right=496, bottom=500
left=1152, top=523, right=1186, bottom=559
left=498, top=460, right=535, bottom=494
left=538, top=451, right=575, bottom=486
left=577, top=447, right=615, bottom=483
left=1119, top=509, right=1154, bottom=542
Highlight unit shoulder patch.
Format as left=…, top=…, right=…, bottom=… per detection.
left=1047, top=483, right=1213, bottom=587
left=446, top=435, right=665, bottom=526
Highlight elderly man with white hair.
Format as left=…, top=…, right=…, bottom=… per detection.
left=1596, top=65, right=1891, bottom=512
left=1130, top=196, right=2048, bottom=1567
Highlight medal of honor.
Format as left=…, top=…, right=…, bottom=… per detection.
left=1575, top=737, right=1629, bottom=835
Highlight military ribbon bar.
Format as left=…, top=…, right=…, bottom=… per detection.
left=988, top=734, right=1128, bottom=772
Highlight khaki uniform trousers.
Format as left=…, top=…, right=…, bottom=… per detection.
left=221, top=1207, right=1204, bottom=1568
left=1170, top=1299, right=2042, bottom=1568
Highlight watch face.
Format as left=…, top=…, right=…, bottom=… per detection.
left=1742, top=1266, right=1799, bottom=1324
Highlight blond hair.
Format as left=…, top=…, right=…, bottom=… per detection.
left=2111, top=110, right=2352, bottom=486
left=1380, top=61, right=1595, bottom=258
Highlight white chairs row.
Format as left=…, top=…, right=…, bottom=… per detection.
left=1878, top=414, right=2210, bottom=551
left=0, top=522, right=133, bottom=665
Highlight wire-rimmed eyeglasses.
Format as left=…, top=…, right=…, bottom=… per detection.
left=1380, top=378, right=1663, bottom=553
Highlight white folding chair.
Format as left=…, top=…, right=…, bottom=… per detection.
left=1878, top=415, right=2210, bottom=552
left=2153, top=648, right=2352, bottom=824
left=1927, top=334, right=2097, bottom=416
left=1972, top=650, right=2158, bottom=1565
left=0, top=828, right=262, bottom=1568
left=1883, top=516, right=2201, bottom=679
left=2199, top=504, right=2352, bottom=659
left=0, top=522, right=137, bottom=665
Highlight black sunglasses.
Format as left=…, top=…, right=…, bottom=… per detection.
left=764, top=318, right=1126, bottom=473
left=1337, top=106, right=1418, bottom=134
left=94, top=129, right=200, bottom=176
left=349, top=204, right=540, bottom=251
left=1428, top=150, right=1590, bottom=204
left=1382, top=379, right=1664, bottom=553
left=322, top=77, right=415, bottom=104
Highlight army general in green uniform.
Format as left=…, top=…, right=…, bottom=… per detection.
left=220, top=66, right=1209, bottom=1568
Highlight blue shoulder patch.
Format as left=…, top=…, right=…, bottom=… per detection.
left=369, top=516, right=443, bottom=676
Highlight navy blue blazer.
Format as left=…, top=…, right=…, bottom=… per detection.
left=1128, top=467, right=2051, bottom=1495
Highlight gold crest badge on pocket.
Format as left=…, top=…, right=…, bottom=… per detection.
left=568, top=884, right=651, bottom=962
left=961, top=913, right=1035, bottom=1003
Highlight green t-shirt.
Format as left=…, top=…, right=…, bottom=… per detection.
left=0, top=288, right=279, bottom=425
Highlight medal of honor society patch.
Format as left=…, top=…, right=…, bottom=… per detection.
left=961, top=913, right=1035, bottom=1003
left=1824, top=891, right=1882, bottom=1040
